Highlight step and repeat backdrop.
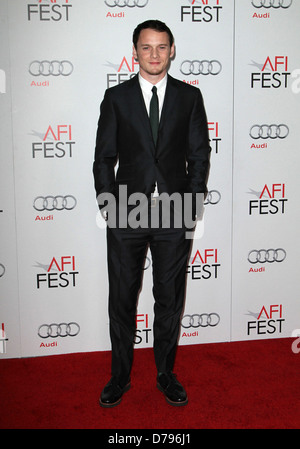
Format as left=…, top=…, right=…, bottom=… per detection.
left=1, top=0, right=299, bottom=359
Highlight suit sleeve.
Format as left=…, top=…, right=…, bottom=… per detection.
left=187, top=89, right=211, bottom=195
left=93, top=89, right=118, bottom=207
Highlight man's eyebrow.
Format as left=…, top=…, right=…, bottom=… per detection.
left=140, top=43, right=168, bottom=46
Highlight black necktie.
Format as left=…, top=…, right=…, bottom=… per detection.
left=149, top=85, right=159, bottom=145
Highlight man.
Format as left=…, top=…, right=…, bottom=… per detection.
left=93, top=20, right=210, bottom=407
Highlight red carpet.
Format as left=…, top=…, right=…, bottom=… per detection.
left=1, top=338, right=299, bottom=429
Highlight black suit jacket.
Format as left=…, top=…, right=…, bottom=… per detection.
left=93, top=74, right=210, bottom=206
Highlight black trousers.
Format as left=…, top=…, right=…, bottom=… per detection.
left=106, top=205, right=192, bottom=386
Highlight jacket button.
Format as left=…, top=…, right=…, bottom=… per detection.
left=155, top=159, right=159, bottom=164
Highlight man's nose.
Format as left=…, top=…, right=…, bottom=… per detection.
left=151, top=48, right=159, bottom=58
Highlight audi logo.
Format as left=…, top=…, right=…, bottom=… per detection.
left=251, top=0, right=293, bottom=8
left=180, top=60, right=222, bottom=76
left=33, top=195, right=77, bottom=211
left=181, top=314, right=220, bottom=328
left=29, top=60, right=74, bottom=77
left=104, top=0, right=149, bottom=7
left=0, top=263, right=5, bottom=278
left=38, top=322, right=80, bottom=339
left=204, top=190, right=221, bottom=205
left=250, top=124, right=289, bottom=139
left=248, top=248, right=286, bottom=264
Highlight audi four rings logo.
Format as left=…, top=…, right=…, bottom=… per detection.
left=104, top=0, right=149, bottom=7
left=181, top=314, right=220, bottom=328
left=204, top=190, right=221, bottom=205
left=0, top=264, right=5, bottom=278
left=251, top=0, right=293, bottom=8
left=248, top=248, right=286, bottom=264
left=250, top=124, right=289, bottom=139
left=180, top=60, right=222, bottom=76
left=38, top=323, right=80, bottom=339
left=29, top=60, right=74, bottom=77
left=33, top=195, right=77, bottom=211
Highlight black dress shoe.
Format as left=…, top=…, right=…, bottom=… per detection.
left=157, top=372, right=188, bottom=406
left=99, top=378, right=131, bottom=408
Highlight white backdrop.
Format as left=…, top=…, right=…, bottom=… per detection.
left=1, top=0, right=299, bottom=359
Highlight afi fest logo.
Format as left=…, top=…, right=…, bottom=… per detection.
left=104, top=56, right=139, bottom=88
left=248, top=183, right=287, bottom=215
left=250, top=56, right=291, bottom=88
left=246, top=304, right=284, bottom=336
left=186, top=248, right=220, bottom=280
left=31, top=124, right=75, bottom=159
left=134, top=314, right=152, bottom=345
left=208, top=121, right=222, bottom=154
left=27, top=0, right=72, bottom=22
left=181, top=0, right=222, bottom=23
left=35, top=256, right=79, bottom=289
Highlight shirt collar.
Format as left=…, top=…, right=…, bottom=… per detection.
left=138, top=73, right=167, bottom=93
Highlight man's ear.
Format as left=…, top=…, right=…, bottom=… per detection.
left=132, top=45, right=138, bottom=61
left=170, top=43, right=175, bottom=60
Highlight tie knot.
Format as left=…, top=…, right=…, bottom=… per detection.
left=152, top=85, right=157, bottom=94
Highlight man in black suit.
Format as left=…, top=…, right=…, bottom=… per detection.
left=93, top=20, right=210, bottom=407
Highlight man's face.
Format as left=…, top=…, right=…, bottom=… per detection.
left=133, top=28, right=175, bottom=83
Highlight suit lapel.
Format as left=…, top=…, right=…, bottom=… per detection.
left=159, top=75, right=178, bottom=133
left=129, top=75, right=153, bottom=142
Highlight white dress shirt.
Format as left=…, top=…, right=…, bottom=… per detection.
left=138, top=73, right=167, bottom=196
left=138, top=73, right=167, bottom=119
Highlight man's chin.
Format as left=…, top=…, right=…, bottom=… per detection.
left=147, top=67, right=164, bottom=76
